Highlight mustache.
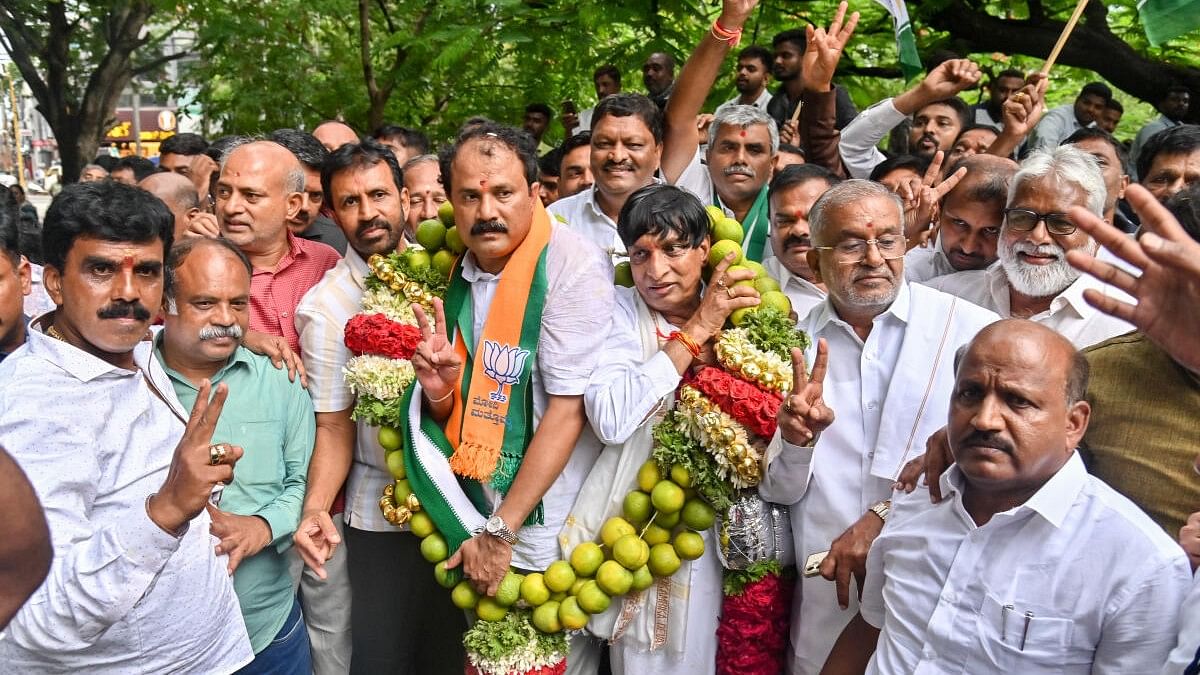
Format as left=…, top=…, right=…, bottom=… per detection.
left=470, top=220, right=508, bottom=236
left=783, top=234, right=811, bottom=250
left=603, top=160, right=635, bottom=173
left=354, top=217, right=392, bottom=240
left=199, top=324, right=244, bottom=341
left=957, top=430, right=1014, bottom=455
left=1011, top=240, right=1065, bottom=261
left=97, top=301, right=152, bottom=321
left=723, top=164, right=756, bottom=178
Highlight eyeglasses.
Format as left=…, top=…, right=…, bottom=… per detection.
left=1004, top=208, right=1078, bottom=236
left=813, top=235, right=906, bottom=264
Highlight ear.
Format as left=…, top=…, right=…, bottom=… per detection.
left=807, top=249, right=824, bottom=284
left=1064, top=400, right=1091, bottom=451
left=285, top=191, right=303, bottom=222
left=43, top=264, right=63, bottom=307
left=17, top=255, right=31, bottom=296
left=1117, top=174, right=1129, bottom=200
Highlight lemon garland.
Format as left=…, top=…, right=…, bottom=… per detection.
left=676, top=385, right=763, bottom=488
left=368, top=253, right=443, bottom=311
left=715, top=328, right=793, bottom=394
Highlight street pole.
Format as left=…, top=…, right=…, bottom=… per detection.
left=7, top=73, right=24, bottom=188
left=131, top=85, right=142, bottom=157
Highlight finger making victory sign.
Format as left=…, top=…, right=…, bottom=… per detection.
left=778, top=338, right=833, bottom=446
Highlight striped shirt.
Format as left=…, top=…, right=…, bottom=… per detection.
left=294, top=248, right=388, bottom=529
left=251, top=232, right=340, bottom=354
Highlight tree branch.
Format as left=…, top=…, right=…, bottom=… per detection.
left=131, top=49, right=192, bottom=77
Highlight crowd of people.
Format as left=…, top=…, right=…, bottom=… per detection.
left=1, top=0, right=1199, bottom=673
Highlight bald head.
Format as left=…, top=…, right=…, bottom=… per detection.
left=215, top=140, right=305, bottom=255
left=313, top=121, right=359, bottom=152
left=955, top=319, right=1087, bottom=405
left=141, top=172, right=201, bottom=240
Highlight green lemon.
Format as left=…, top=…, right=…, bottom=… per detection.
left=641, top=522, right=671, bottom=547
left=611, top=534, right=650, bottom=570
left=570, top=542, right=605, bottom=578
left=433, top=560, right=458, bottom=589
left=669, top=464, right=694, bottom=488
left=759, top=290, right=792, bottom=316
left=705, top=205, right=726, bottom=229
left=378, top=426, right=403, bottom=451
left=622, top=490, right=653, bottom=524
left=577, top=580, right=612, bottom=614
left=600, top=517, right=637, bottom=548
left=432, top=249, right=457, bottom=279
left=754, top=276, right=781, bottom=294
left=614, top=261, right=634, bottom=288
left=681, top=498, right=716, bottom=531
left=595, top=560, right=634, bottom=596
left=451, top=580, right=479, bottom=609
left=385, top=449, right=407, bottom=479
left=444, top=225, right=467, bottom=254
left=520, top=572, right=551, bottom=606
left=408, top=511, right=435, bottom=538
left=650, top=480, right=685, bottom=514
left=673, top=531, right=705, bottom=561
left=494, top=571, right=523, bottom=607
left=532, top=601, right=563, bottom=633
left=438, top=201, right=455, bottom=227
left=707, top=239, right=743, bottom=268
left=416, top=219, right=447, bottom=252
left=407, top=249, right=432, bottom=272
left=419, top=533, right=448, bottom=563
left=729, top=305, right=757, bottom=326
left=558, top=596, right=589, bottom=630
left=647, top=543, right=682, bottom=577
left=712, top=217, right=744, bottom=244
left=475, top=596, right=508, bottom=622
left=544, top=560, right=576, bottom=593
left=653, top=509, right=680, bottom=529
left=636, top=460, right=662, bottom=493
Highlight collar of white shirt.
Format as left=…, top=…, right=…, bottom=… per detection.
left=809, top=277, right=912, bottom=338
left=986, top=261, right=1110, bottom=322
left=28, top=322, right=143, bottom=382
left=939, top=451, right=1088, bottom=529
left=345, top=246, right=372, bottom=290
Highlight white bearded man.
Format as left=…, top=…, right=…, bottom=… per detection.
left=757, top=179, right=998, bottom=674
left=927, top=145, right=1134, bottom=348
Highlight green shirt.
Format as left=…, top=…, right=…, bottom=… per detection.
left=156, top=340, right=316, bottom=653
left=1081, top=331, right=1200, bottom=537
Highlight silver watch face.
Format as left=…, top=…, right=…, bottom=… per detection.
left=486, top=516, right=502, bottom=534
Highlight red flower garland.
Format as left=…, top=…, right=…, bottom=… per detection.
left=687, top=366, right=783, bottom=439
left=344, top=313, right=422, bottom=360
left=715, top=571, right=795, bottom=675
left=465, top=661, right=566, bottom=675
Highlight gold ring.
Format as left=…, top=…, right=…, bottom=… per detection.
left=209, top=443, right=229, bottom=466
left=1012, top=92, right=1026, bottom=102
left=715, top=277, right=727, bottom=289
left=726, top=286, right=736, bottom=299
left=784, top=399, right=795, bottom=415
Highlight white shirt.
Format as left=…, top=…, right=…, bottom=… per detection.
left=460, top=223, right=615, bottom=570
left=295, top=248, right=400, bottom=532
left=838, top=98, right=907, bottom=179
left=584, top=286, right=682, bottom=446
left=675, top=152, right=775, bottom=259
left=903, top=236, right=958, bottom=283
left=924, top=261, right=1134, bottom=348
left=23, top=263, right=55, bottom=318
left=861, top=454, right=1191, bottom=674
left=547, top=186, right=627, bottom=264
left=758, top=282, right=998, bottom=675
left=762, top=255, right=826, bottom=320
left=714, top=89, right=773, bottom=117
left=568, top=106, right=595, bottom=137
left=1164, top=575, right=1200, bottom=674
left=0, top=327, right=253, bottom=673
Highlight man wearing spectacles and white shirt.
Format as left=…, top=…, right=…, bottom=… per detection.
left=822, top=320, right=1191, bottom=674
left=759, top=179, right=998, bottom=675
left=925, top=146, right=1133, bottom=349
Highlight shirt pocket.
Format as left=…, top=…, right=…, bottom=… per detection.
left=965, top=591, right=1087, bottom=674
left=218, top=420, right=286, bottom=488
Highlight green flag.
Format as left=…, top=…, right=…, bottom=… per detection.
left=874, top=0, right=923, bottom=81
left=1139, top=0, right=1200, bottom=46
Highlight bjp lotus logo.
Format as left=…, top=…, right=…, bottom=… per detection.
left=482, top=340, right=530, bottom=403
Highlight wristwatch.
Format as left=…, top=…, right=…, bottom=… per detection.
left=483, top=515, right=519, bottom=546
left=868, top=499, right=891, bottom=523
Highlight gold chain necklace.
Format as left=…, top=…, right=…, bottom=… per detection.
left=45, top=324, right=67, bottom=342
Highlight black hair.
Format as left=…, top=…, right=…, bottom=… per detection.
left=869, top=154, right=930, bottom=182
left=439, top=122, right=539, bottom=195
left=0, top=189, right=18, bottom=265
left=594, top=64, right=621, bottom=86
left=269, top=128, right=330, bottom=171
left=617, top=183, right=709, bottom=249
left=373, top=125, right=431, bottom=156
left=1137, top=124, right=1200, bottom=182
left=592, top=93, right=664, bottom=144
left=1080, top=82, right=1113, bottom=102
left=769, top=163, right=840, bottom=196
left=772, top=29, right=806, bottom=52
left=164, top=236, right=253, bottom=305
left=1063, top=127, right=1130, bottom=173
left=42, top=180, right=173, bottom=271
left=159, top=132, right=208, bottom=157
left=321, top=138, right=405, bottom=207
left=736, top=45, right=773, bottom=71
left=93, top=155, right=118, bottom=172
left=919, top=97, right=971, bottom=132
left=1105, top=98, right=1124, bottom=113
left=777, top=143, right=806, bottom=158
left=1165, top=182, right=1200, bottom=243
left=538, top=148, right=562, bottom=178
left=994, top=69, right=1024, bottom=83
left=525, top=103, right=553, bottom=119
left=943, top=154, right=1015, bottom=204
left=560, top=131, right=592, bottom=158
left=114, top=155, right=160, bottom=182
left=925, top=50, right=961, bottom=73
left=204, top=136, right=241, bottom=163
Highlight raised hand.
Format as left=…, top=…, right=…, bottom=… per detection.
left=778, top=338, right=833, bottom=446
left=1001, top=73, right=1048, bottom=140
left=800, top=1, right=860, bottom=94
left=900, top=150, right=968, bottom=247
left=411, top=297, right=464, bottom=402
left=1066, top=184, right=1200, bottom=373
left=919, top=59, right=982, bottom=101
left=208, top=505, right=272, bottom=574
left=717, top=0, right=759, bottom=29
left=149, top=380, right=245, bottom=535
left=682, top=251, right=760, bottom=345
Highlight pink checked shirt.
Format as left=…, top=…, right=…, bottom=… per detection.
left=250, top=232, right=340, bottom=354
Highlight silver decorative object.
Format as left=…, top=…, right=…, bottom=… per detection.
left=714, top=489, right=795, bottom=570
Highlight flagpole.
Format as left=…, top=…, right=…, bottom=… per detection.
left=1040, top=0, right=1090, bottom=75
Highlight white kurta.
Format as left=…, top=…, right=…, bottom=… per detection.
left=758, top=282, right=998, bottom=675
left=762, top=256, right=826, bottom=321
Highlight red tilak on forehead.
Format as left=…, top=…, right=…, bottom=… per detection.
left=480, top=179, right=488, bottom=188
left=122, top=249, right=136, bottom=269
left=739, top=130, right=747, bottom=137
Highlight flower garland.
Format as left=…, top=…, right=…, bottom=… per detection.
left=675, top=385, right=763, bottom=489
left=715, top=328, right=793, bottom=394
left=688, top=366, right=782, bottom=439
left=463, top=610, right=569, bottom=675
left=715, top=561, right=796, bottom=675
left=345, top=313, right=422, bottom=360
